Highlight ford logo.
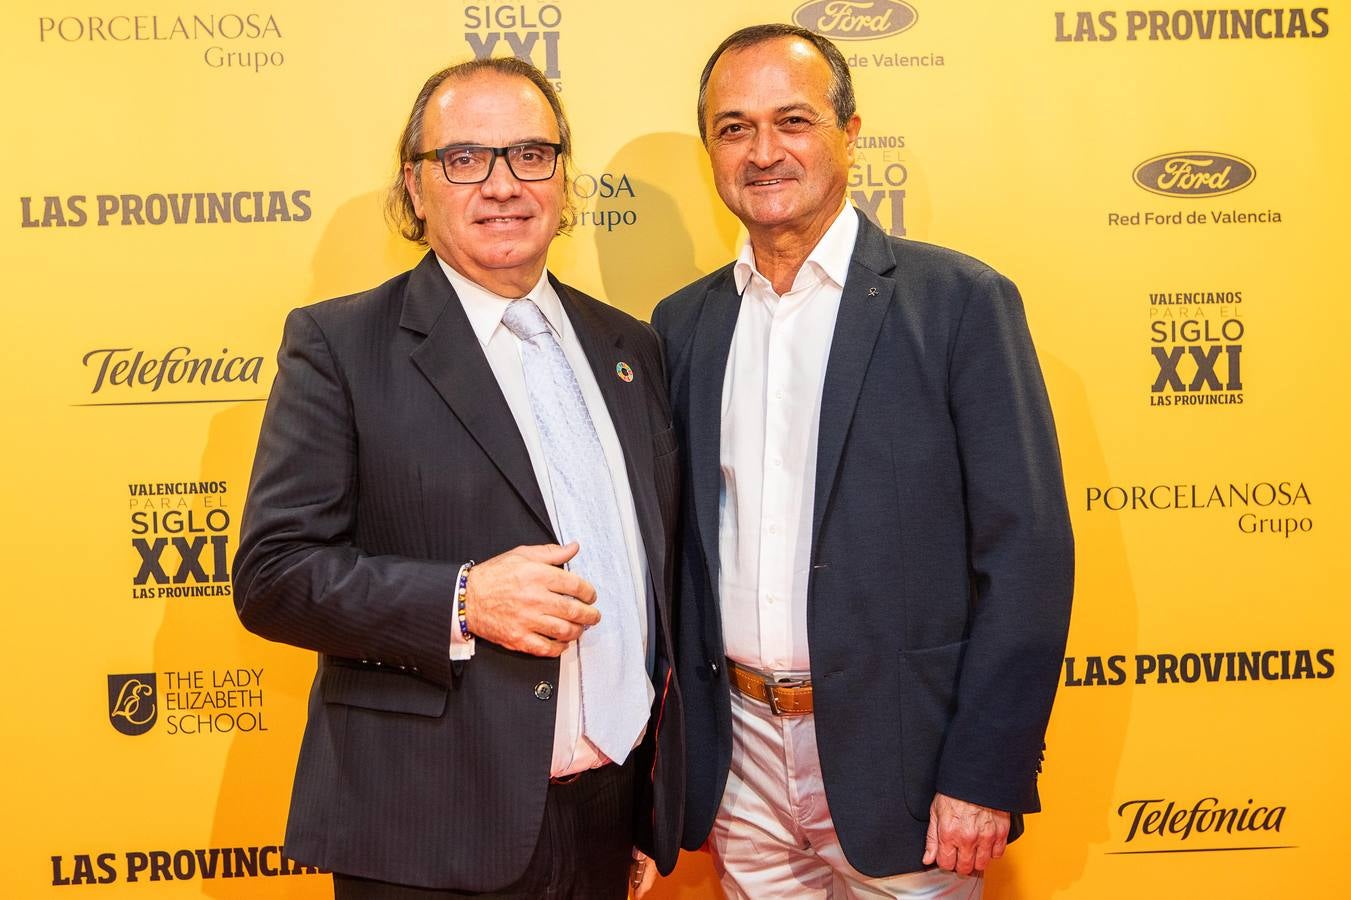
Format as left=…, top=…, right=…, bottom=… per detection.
left=793, top=0, right=918, bottom=40
left=1132, top=152, right=1256, bottom=198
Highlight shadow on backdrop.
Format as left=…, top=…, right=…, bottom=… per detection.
left=598, top=130, right=733, bottom=900
left=986, top=353, right=1136, bottom=898
left=147, top=397, right=322, bottom=899
left=150, top=189, right=424, bottom=898
left=594, top=131, right=740, bottom=319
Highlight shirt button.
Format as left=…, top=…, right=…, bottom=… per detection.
left=772, top=457, right=783, bottom=468
left=766, top=594, right=777, bottom=605
left=775, top=390, right=785, bottom=400
left=768, top=523, right=779, bottom=535
left=533, top=681, right=554, bottom=701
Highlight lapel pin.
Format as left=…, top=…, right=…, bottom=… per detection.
left=868, top=287, right=879, bottom=297
left=615, top=361, right=634, bottom=383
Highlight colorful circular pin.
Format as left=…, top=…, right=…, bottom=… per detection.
left=615, top=361, right=634, bottom=383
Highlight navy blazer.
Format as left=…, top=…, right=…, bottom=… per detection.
left=233, top=252, right=684, bottom=890
left=651, top=213, right=1073, bottom=877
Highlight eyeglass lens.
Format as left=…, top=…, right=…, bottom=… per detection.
left=443, top=144, right=558, bottom=183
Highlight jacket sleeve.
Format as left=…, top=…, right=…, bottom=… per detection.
left=934, top=268, right=1074, bottom=813
left=231, top=307, right=458, bottom=688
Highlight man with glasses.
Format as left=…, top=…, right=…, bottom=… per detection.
left=234, top=57, right=682, bottom=899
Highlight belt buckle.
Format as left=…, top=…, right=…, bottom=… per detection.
left=765, top=674, right=808, bottom=716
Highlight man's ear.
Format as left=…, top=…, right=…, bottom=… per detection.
left=845, top=114, right=862, bottom=165
left=404, top=161, right=426, bottom=220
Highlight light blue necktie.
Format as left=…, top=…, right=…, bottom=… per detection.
left=501, top=298, right=647, bottom=763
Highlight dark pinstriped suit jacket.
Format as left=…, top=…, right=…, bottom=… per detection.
left=232, top=251, right=684, bottom=892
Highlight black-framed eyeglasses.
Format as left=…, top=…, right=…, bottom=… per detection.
left=413, top=142, right=563, bottom=184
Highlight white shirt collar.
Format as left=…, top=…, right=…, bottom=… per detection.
left=435, top=255, right=565, bottom=348
left=733, top=202, right=859, bottom=296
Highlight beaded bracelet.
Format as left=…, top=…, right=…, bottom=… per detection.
left=455, top=560, right=475, bottom=641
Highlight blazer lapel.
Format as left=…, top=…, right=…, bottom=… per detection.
left=687, top=272, right=742, bottom=595
left=401, top=252, right=554, bottom=538
left=812, top=216, right=898, bottom=549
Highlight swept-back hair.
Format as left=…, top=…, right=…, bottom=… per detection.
left=386, top=56, right=575, bottom=242
left=697, top=23, right=856, bottom=143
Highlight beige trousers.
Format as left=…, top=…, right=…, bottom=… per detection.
left=709, top=690, right=984, bottom=899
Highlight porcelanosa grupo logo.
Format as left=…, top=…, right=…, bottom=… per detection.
left=794, top=0, right=918, bottom=39
left=37, top=13, right=288, bottom=73
left=1133, top=152, right=1256, bottom=198
left=108, top=673, right=158, bottom=735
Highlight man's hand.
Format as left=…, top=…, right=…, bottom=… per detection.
left=630, top=849, right=656, bottom=899
left=922, top=792, right=1011, bottom=876
left=463, top=542, right=599, bottom=657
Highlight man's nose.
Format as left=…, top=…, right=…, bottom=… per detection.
left=479, top=154, right=522, bottom=200
left=748, top=128, right=786, bottom=170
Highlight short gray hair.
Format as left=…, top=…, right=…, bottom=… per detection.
left=696, top=23, right=856, bottom=143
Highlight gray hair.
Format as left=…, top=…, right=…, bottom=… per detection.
left=697, top=23, right=856, bottom=143
left=386, top=56, right=575, bottom=243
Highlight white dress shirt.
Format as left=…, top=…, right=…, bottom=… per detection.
left=437, top=257, right=653, bottom=777
left=719, top=203, right=858, bottom=674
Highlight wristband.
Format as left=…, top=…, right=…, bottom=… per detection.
left=455, top=560, right=475, bottom=641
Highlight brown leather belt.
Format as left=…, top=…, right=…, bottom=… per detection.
left=728, top=660, right=813, bottom=716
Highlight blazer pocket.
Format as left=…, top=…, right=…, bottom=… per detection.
left=652, top=423, right=678, bottom=458
left=897, top=639, right=968, bottom=820
left=321, top=662, right=448, bottom=717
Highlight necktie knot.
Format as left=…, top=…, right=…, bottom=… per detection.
left=502, top=298, right=552, bottom=341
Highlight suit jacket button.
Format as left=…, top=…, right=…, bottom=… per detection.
left=710, top=661, right=720, bottom=675
left=534, top=681, right=554, bottom=701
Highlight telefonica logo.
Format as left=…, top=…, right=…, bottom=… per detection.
left=1114, top=797, right=1286, bottom=846
left=1133, top=152, right=1256, bottom=198
left=793, top=0, right=918, bottom=40
left=82, top=346, right=264, bottom=395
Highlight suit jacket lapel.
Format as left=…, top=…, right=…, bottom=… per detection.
left=401, top=252, right=554, bottom=538
left=553, top=278, right=666, bottom=599
left=812, top=215, right=898, bottom=549
left=688, top=271, right=742, bottom=596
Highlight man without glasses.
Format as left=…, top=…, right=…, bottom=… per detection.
left=654, top=23, right=1074, bottom=899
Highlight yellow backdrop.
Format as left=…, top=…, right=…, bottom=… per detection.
left=3, top=1, right=1346, bottom=897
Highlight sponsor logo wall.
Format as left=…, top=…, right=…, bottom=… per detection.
left=2, top=1, right=1345, bottom=897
